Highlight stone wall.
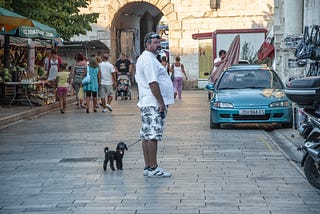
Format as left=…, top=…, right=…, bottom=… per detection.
left=72, top=0, right=274, bottom=87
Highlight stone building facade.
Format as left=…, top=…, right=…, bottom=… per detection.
left=274, top=0, right=320, bottom=84
left=72, top=0, right=274, bottom=87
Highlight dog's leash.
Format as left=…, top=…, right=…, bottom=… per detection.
left=127, top=139, right=141, bottom=148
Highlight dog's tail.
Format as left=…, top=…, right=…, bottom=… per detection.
left=104, top=147, right=109, bottom=153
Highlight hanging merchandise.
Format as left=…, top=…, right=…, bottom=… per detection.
left=310, top=26, right=320, bottom=61
left=307, top=62, right=320, bottom=77
left=295, top=25, right=320, bottom=60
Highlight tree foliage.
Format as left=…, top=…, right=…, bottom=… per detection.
left=1, top=0, right=99, bottom=41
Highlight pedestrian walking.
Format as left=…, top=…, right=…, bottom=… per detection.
left=136, top=32, right=174, bottom=178
left=161, top=56, right=170, bottom=75
left=56, top=63, right=70, bottom=114
left=99, top=53, right=116, bottom=112
left=83, top=57, right=101, bottom=113
left=171, top=56, right=188, bottom=99
left=46, top=49, right=62, bottom=103
left=96, top=55, right=103, bottom=108
left=72, top=53, right=86, bottom=108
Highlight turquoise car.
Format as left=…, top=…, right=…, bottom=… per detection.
left=206, top=64, right=293, bottom=129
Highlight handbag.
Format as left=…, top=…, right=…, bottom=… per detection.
left=295, top=26, right=315, bottom=59
left=170, top=72, right=174, bottom=81
left=81, top=67, right=91, bottom=85
left=170, top=64, right=174, bottom=81
left=310, top=26, right=320, bottom=61
left=306, top=62, right=320, bottom=77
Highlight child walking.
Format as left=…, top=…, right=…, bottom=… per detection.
left=56, top=63, right=70, bottom=113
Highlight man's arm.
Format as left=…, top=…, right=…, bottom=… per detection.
left=149, top=81, right=165, bottom=112
left=128, top=63, right=132, bottom=76
left=111, top=72, right=117, bottom=88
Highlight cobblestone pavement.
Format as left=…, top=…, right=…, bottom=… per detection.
left=0, top=90, right=319, bottom=214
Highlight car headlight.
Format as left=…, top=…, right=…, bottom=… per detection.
left=269, top=101, right=290, bottom=108
left=213, top=101, right=234, bottom=108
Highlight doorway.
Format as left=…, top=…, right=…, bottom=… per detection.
left=111, top=2, right=163, bottom=62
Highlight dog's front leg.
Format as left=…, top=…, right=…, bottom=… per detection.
left=117, top=159, right=123, bottom=170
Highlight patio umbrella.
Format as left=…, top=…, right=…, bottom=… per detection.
left=0, top=7, right=34, bottom=32
left=2, top=19, right=59, bottom=39
left=0, top=7, right=35, bottom=69
left=210, top=34, right=240, bottom=82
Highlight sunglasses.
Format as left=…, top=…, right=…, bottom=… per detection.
left=148, top=34, right=161, bottom=40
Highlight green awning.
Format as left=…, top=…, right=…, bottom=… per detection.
left=1, top=19, right=59, bottom=39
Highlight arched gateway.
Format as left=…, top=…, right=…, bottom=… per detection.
left=110, top=1, right=175, bottom=63
left=73, top=0, right=273, bottom=87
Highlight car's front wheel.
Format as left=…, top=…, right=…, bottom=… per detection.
left=210, top=109, right=220, bottom=129
left=282, top=118, right=293, bottom=128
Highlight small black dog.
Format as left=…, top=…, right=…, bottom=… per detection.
left=103, top=142, right=128, bottom=171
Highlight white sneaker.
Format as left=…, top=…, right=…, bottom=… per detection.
left=102, top=109, right=107, bottom=113
left=148, top=166, right=172, bottom=178
left=106, top=104, right=113, bottom=111
left=143, top=167, right=151, bottom=176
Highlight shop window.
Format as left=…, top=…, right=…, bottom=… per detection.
left=210, top=0, right=220, bottom=10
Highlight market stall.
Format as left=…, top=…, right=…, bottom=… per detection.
left=0, top=7, right=60, bottom=106
left=0, top=35, right=53, bottom=105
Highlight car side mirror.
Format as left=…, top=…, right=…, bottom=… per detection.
left=205, top=83, right=215, bottom=91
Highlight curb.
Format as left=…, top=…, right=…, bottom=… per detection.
left=266, top=129, right=303, bottom=163
left=0, top=97, right=76, bottom=126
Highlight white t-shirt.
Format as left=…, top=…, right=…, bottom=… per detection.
left=212, top=57, right=221, bottom=73
left=136, top=51, right=174, bottom=108
left=173, top=64, right=183, bottom=78
left=99, top=61, right=115, bottom=86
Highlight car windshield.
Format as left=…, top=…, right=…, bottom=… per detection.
left=217, top=69, right=283, bottom=90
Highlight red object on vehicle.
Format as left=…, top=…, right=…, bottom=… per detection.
left=257, top=40, right=274, bottom=60
left=210, top=35, right=240, bottom=83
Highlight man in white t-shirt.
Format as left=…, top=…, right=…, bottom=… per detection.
left=99, top=53, right=116, bottom=112
left=136, top=32, right=174, bottom=178
left=213, top=49, right=227, bottom=74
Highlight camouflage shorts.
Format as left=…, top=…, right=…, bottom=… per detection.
left=139, top=106, right=166, bottom=141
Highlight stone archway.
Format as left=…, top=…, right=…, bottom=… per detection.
left=109, top=0, right=177, bottom=63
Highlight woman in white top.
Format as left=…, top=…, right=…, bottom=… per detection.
left=171, top=56, right=188, bottom=99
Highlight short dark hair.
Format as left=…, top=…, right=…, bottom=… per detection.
left=144, top=32, right=161, bottom=48
left=103, top=54, right=109, bottom=60
left=218, top=50, right=226, bottom=57
left=60, top=63, right=68, bottom=70
left=51, top=49, right=57, bottom=55
left=75, top=53, right=84, bottom=61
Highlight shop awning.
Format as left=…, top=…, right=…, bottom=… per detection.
left=0, top=35, right=52, bottom=47
left=1, top=19, right=59, bottom=39
left=0, top=7, right=34, bottom=32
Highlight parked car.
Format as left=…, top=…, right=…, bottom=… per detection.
left=206, top=64, right=293, bottom=129
left=207, top=60, right=250, bottom=100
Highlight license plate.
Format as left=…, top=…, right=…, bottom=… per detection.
left=239, top=109, right=265, bottom=115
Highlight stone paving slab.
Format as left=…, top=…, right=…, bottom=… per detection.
left=0, top=90, right=319, bottom=213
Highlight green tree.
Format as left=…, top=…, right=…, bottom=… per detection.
left=1, top=0, right=99, bottom=40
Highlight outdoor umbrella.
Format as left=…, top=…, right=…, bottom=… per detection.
left=0, top=7, right=35, bottom=69
left=210, top=34, right=240, bottom=82
left=0, top=7, right=34, bottom=32
left=0, top=8, right=60, bottom=69
left=2, top=19, right=59, bottom=39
